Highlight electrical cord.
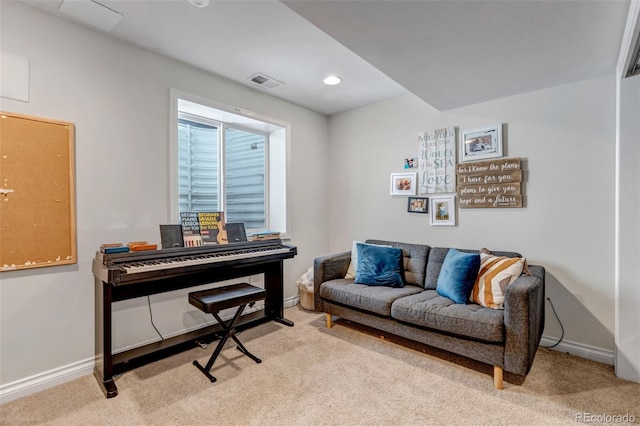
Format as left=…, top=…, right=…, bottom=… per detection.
left=145, top=297, right=263, bottom=344
left=147, top=295, right=164, bottom=341
left=540, top=297, right=564, bottom=348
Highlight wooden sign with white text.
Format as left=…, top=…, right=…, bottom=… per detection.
left=458, top=182, right=521, bottom=197
left=457, top=158, right=521, bottom=175
left=457, top=170, right=522, bottom=186
left=457, top=158, right=524, bottom=208
left=458, top=195, right=523, bottom=208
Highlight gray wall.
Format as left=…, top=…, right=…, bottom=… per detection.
left=616, top=73, right=640, bottom=382
left=0, top=1, right=329, bottom=391
left=614, top=1, right=640, bottom=384
left=327, top=76, right=617, bottom=353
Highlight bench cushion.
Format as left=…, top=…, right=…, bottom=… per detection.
left=189, top=283, right=265, bottom=314
left=320, top=279, right=423, bottom=317
left=391, top=290, right=505, bottom=343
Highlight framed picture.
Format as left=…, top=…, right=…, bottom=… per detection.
left=390, top=172, right=417, bottom=196
left=403, top=157, right=418, bottom=169
left=459, top=124, right=503, bottom=163
left=407, top=197, right=429, bottom=213
left=430, top=195, right=456, bottom=226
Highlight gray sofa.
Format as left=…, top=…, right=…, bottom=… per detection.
left=313, top=239, right=545, bottom=389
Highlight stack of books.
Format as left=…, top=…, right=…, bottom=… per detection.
left=247, top=230, right=281, bottom=242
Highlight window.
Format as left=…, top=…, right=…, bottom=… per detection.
left=178, top=116, right=219, bottom=212
left=224, top=127, right=266, bottom=229
left=178, top=115, right=267, bottom=228
left=170, top=90, right=288, bottom=235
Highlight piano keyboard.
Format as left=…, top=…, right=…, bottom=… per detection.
left=120, top=246, right=291, bottom=275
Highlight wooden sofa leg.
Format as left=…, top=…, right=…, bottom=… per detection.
left=494, top=365, right=504, bottom=390
left=326, top=313, right=333, bottom=328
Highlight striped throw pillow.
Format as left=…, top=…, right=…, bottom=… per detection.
left=470, top=250, right=526, bottom=309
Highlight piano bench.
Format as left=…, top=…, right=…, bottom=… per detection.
left=189, top=283, right=266, bottom=314
left=189, top=283, right=266, bottom=383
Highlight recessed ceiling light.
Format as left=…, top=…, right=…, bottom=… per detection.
left=323, top=75, right=342, bottom=86
left=187, top=0, right=210, bottom=7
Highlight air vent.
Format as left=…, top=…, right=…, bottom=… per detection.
left=248, top=73, right=284, bottom=89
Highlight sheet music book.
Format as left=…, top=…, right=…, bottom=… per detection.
left=179, top=212, right=202, bottom=247
left=198, top=211, right=226, bottom=245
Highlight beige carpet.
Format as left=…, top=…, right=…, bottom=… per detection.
left=1, top=306, right=639, bottom=425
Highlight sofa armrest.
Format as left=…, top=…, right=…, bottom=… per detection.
left=503, top=265, right=545, bottom=377
left=313, top=251, right=351, bottom=311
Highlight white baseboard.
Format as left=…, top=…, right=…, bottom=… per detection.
left=0, top=357, right=94, bottom=404
left=540, top=335, right=614, bottom=365
left=285, top=295, right=300, bottom=309
left=0, top=296, right=302, bottom=405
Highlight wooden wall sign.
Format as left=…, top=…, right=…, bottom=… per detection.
left=457, top=158, right=524, bottom=208
left=457, top=170, right=522, bottom=186
left=0, top=112, right=77, bottom=271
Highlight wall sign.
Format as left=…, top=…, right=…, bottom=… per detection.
left=457, top=158, right=524, bottom=208
left=418, top=127, right=456, bottom=194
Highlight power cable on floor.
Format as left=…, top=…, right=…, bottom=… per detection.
left=540, top=297, right=563, bottom=348
left=147, top=295, right=164, bottom=340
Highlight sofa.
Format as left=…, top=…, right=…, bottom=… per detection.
left=313, top=239, right=545, bottom=389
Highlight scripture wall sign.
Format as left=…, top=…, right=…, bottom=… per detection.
left=457, top=158, right=524, bottom=208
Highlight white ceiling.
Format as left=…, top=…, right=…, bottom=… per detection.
left=14, top=0, right=631, bottom=115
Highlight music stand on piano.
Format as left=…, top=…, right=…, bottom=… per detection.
left=226, top=222, right=247, bottom=243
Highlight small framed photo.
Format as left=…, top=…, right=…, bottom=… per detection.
left=403, top=157, right=418, bottom=169
left=459, top=124, right=503, bottom=163
left=390, top=172, right=417, bottom=196
left=407, top=197, right=429, bottom=213
left=430, top=195, right=456, bottom=226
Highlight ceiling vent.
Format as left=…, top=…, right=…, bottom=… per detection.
left=248, top=73, right=284, bottom=89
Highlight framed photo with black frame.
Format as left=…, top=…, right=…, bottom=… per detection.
left=407, top=197, right=429, bottom=213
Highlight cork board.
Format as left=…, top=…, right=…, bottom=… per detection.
left=0, top=112, right=76, bottom=271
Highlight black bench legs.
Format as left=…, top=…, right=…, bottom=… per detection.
left=189, top=283, right=266, bottom=383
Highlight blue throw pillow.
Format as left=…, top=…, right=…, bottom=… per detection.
left=436, top=248, right=481, bottom=304
left=354, top=243, right=405, bottom=287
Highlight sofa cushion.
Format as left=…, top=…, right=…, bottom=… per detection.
left=365, top=240, right=430, bottom=287
left=435, top=248, right=480, bottom=304
left=470, top=250, right=527, bottom=309
left=354, top=243, right=404, bottom=287
left=344, top=241, right=392, bottom=280
left=426, top=247, right=522, bottom=290
left=391, top=290, right=505, bottom=343
left=320, top=279, right=423, bottom=317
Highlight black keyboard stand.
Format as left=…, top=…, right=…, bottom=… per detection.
left=189, top=283, right=266, bottom=383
